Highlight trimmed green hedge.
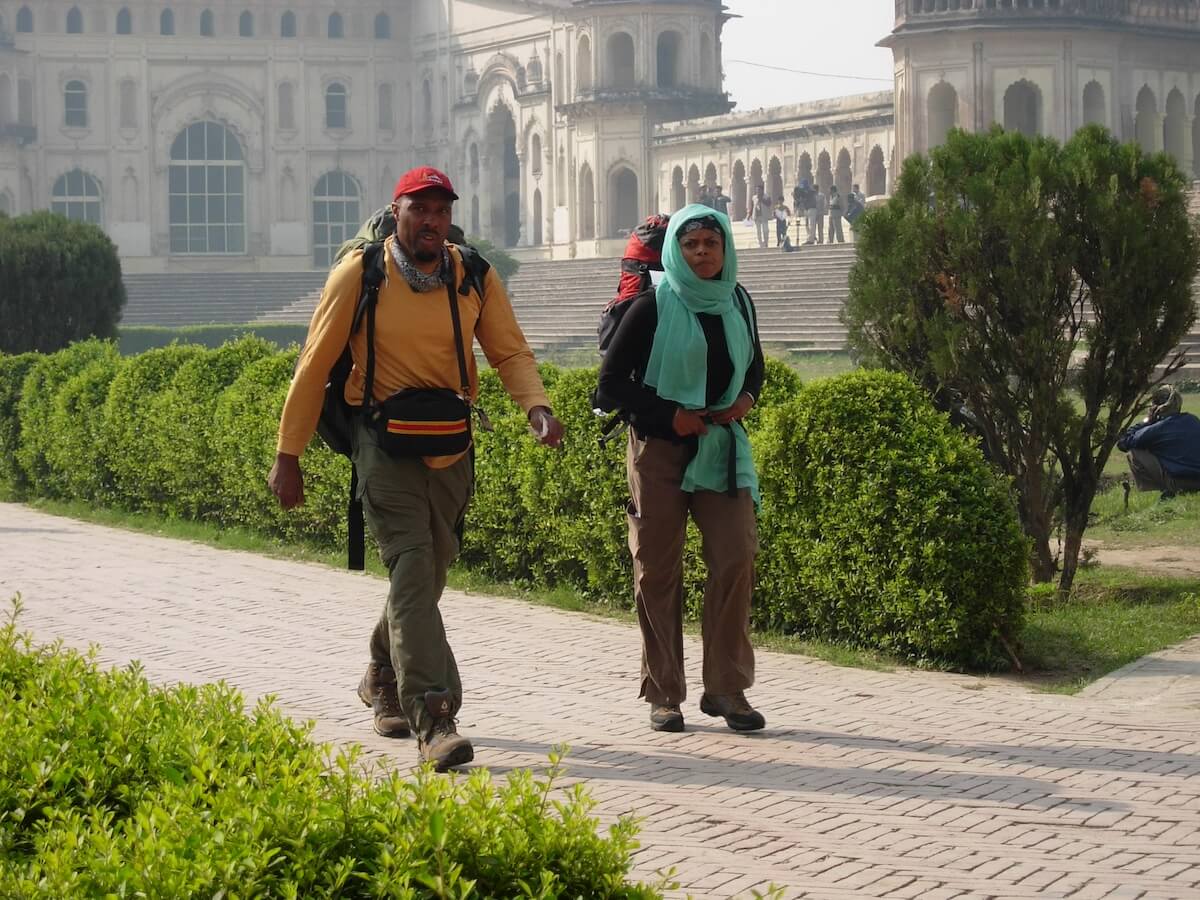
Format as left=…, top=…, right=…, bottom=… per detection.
left=0, top=605, right=661, bottom=897
left=0, top=343, right=1028, bottom=667
left=118, top=324, right=309, bottom=356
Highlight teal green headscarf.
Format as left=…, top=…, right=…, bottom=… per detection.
left=643, top=204, right=760, bottom=505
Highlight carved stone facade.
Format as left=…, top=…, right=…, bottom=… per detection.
left=0, top=0, right=731, bottom=269
left=0, top=1, right=1195, bottom=270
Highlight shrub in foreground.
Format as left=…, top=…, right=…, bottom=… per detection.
left=0, top=602, right=661, bottom=898
left=754, top=370, right=1029, bottom=667
left=0, top=353, right=40, bottom=494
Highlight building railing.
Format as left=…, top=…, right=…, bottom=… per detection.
left=895, top=0, right=1200, bottom=31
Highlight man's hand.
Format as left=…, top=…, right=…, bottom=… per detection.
left=528, top=406, right=564, bottom=449
left=269, top=452, right=305, bottom=509
left=672, top=407, right=709, bottom=437
left=708, top=393, right=754, bottom=425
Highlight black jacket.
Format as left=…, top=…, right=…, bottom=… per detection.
left=595, top=286, right=765, bottom=443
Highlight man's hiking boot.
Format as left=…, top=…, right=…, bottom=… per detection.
left=649, top=703, right=685, bottom=732
left=357, top=663, right=410, bottom=739
left=418, top=689, right=474, bottom=771
left=699, top=691, right=765, bottom=732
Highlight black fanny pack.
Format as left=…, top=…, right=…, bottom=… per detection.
left=372, top=388, right=471, bottom=457
left=361, top=273, right=475, bottom=459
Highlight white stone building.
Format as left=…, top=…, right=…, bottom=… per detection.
left=0, top=1, right=1196, bottom=272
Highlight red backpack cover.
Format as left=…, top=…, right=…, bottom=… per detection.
left=598, top=214, right=670, bottom=354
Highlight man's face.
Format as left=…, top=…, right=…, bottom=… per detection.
left=392, top=190, right=454, bottom=262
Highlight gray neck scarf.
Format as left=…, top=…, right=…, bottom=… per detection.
left=389, top=239, right=450, bottom=293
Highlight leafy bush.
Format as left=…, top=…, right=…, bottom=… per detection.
left=0, top=602, right=661, bottom=898
left=14, top=340, right=115, bottom=498
left=147, top=336, right=276, bottom=520
left=44, top=348, right=125, bottom=503
left=0, top=212, right=126, bottom=354
left=754, top=370, right=1028, bottom=667
left=119, top=324, right=308, bottom=355
left=101, top=343, right=206, bottom=512
left=0, top=353, right=40, bottom=494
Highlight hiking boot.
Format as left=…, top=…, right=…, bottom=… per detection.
left=417, top=690, right=473, bottom=771
left=649, top=703, right=684, bottom=732
left=357, top=663, right=410, bottom=739
left=699, top=691, right=766, bottom=732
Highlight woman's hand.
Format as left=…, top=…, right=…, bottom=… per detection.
left=708, top=393, right=754, bottom=425
left=672, top=407, right=709, bottom=437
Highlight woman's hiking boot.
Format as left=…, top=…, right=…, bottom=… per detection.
left=357, top=663, right=410, bottom=738
left=699, top=691, right=765, bottom=732
left=418, top=689, right=474, bottom=771
left=649, top=703, right=685, bottom=732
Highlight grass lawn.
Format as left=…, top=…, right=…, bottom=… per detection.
left=1086, top=482, right=1200, bottom=548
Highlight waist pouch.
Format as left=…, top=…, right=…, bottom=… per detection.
left=372, top=387, right=471, bottom=457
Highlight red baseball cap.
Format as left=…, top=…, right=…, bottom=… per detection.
left=392, top=166, right=459, bottom=201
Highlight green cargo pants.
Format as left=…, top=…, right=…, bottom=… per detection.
left=353, top=420, right=473, bottom=735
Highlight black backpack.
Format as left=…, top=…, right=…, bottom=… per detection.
left=312, top=238, right=492, bottom=569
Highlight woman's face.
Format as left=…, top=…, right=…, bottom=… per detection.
left=679, top=228, right=725, bottom=280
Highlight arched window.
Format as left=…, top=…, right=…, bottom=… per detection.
left=200, top=10, right=214, bottom=37
left=1003, top=79, right=1042, bottom=137
left=731, top=159, right=746, bottom=219
left=378, top=83, right=394, bottom=130
left=607, top=32, right=636, bottom=89
left=66, top=6, right=83, bottom=34
left=657, top=32, right=681, bottom=89
left=1135, top=85, right=1159, bottom=152
left=816, top=150, right=832, bottom=194
left=469, top=144, right=480, bottom=184
left=421, top=79, right=433, bottom=128
left=1194, top=94, right=1200, bottom=179
left=835, top=148, right=853, bottom=198
left=577, top=35, right=592, bottom=92
left=160, top=9, right=175, bottom=36
left=798, top=152, right=813, bottom=185
left=927, top=81, right=958, bottom=149
left=278, top=82, right=295, bottom=130
left=750, top=158, right=764, bottom=197
left=700, top=33, right=713, bottom=87
left=239, top=11, right=254, bottom=37
left=1164, top=88, right=1187, bottom=164
left=866, top=145, right=886, bottom=197
left=609, top=168, right=637, bottom=237
left=687, top=164, right=700, bottom=202
left=281, top=11, right=296, bottom=37
left=704, top=162, right=717, bottom=189
left=64, top=80, right=88, bottom=128
left=579, top=163, right=595, bottom=240
left=16, top=6, right=33, bottom=33
left=471, top=196, right=480, bottom=235
left=531, top=133, right=543, bottom=176
left=328, top=12, right=343, bottom=39
left=168, top=121, right=246, bottom=254
left=670, top=166, right=685, bottom=210
left=555, top=52, right=564, bottom=97
left=374, top=13, right=390, bottom=39
left=119, top=80, right=137, bottom=129
left=325, top=83, right=347, bottom=129
left=768, top=156, right=783, bottom=203
left=312, top=171, right=362, bottom=267
left=51, top=169, right=102, bottom=223
left=1082, top=80, right=1106, bottom=126
left=116, top=7, right=131, bottom=34
left=0, top=75, right=12, bottom=125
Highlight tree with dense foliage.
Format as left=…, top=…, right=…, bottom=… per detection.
left=0, top=211, right=126, bottom=354
left=845, top=126, right=1199, bottom=593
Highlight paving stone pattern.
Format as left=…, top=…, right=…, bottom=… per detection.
left=2, top=503, right=1199, bottom=899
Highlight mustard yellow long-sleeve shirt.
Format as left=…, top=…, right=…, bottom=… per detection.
left=277, top=237, right=550, bottom=466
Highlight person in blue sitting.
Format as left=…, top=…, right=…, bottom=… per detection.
left=1117, top=385, right=1200, bottom=499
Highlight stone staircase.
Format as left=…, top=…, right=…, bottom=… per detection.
left=121, top=272, right=326, bottom=326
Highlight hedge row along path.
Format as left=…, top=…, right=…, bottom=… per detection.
left=4, top=502, right=1200, bottom=899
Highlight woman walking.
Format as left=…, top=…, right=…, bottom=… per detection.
left=596, top=204, right=767, bottom=733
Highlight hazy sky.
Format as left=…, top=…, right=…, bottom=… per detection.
left=720, top=0, right=896, bottom=111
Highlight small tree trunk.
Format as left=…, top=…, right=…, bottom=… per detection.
left=1059, top=514, right=1086, bottom=596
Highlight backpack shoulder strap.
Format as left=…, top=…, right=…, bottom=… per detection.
left=453, top=243, right=492, bottom=301
left=351, top=241, right=388, bottom=335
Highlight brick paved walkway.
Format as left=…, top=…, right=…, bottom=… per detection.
left=3, top=502, right=1200, bottom=899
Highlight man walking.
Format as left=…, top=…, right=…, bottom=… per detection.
left=751, top=186, right=771, bottom=249
left=815, top=185, right=828, bottom=244
left=270, top=166, right=563, bottom=771
left=828, top=185, right=845, bottom=243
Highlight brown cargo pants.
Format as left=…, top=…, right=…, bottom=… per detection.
left=626, top=432, right=758, bottom=706
left=353, top=420, right=473, bottom=735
